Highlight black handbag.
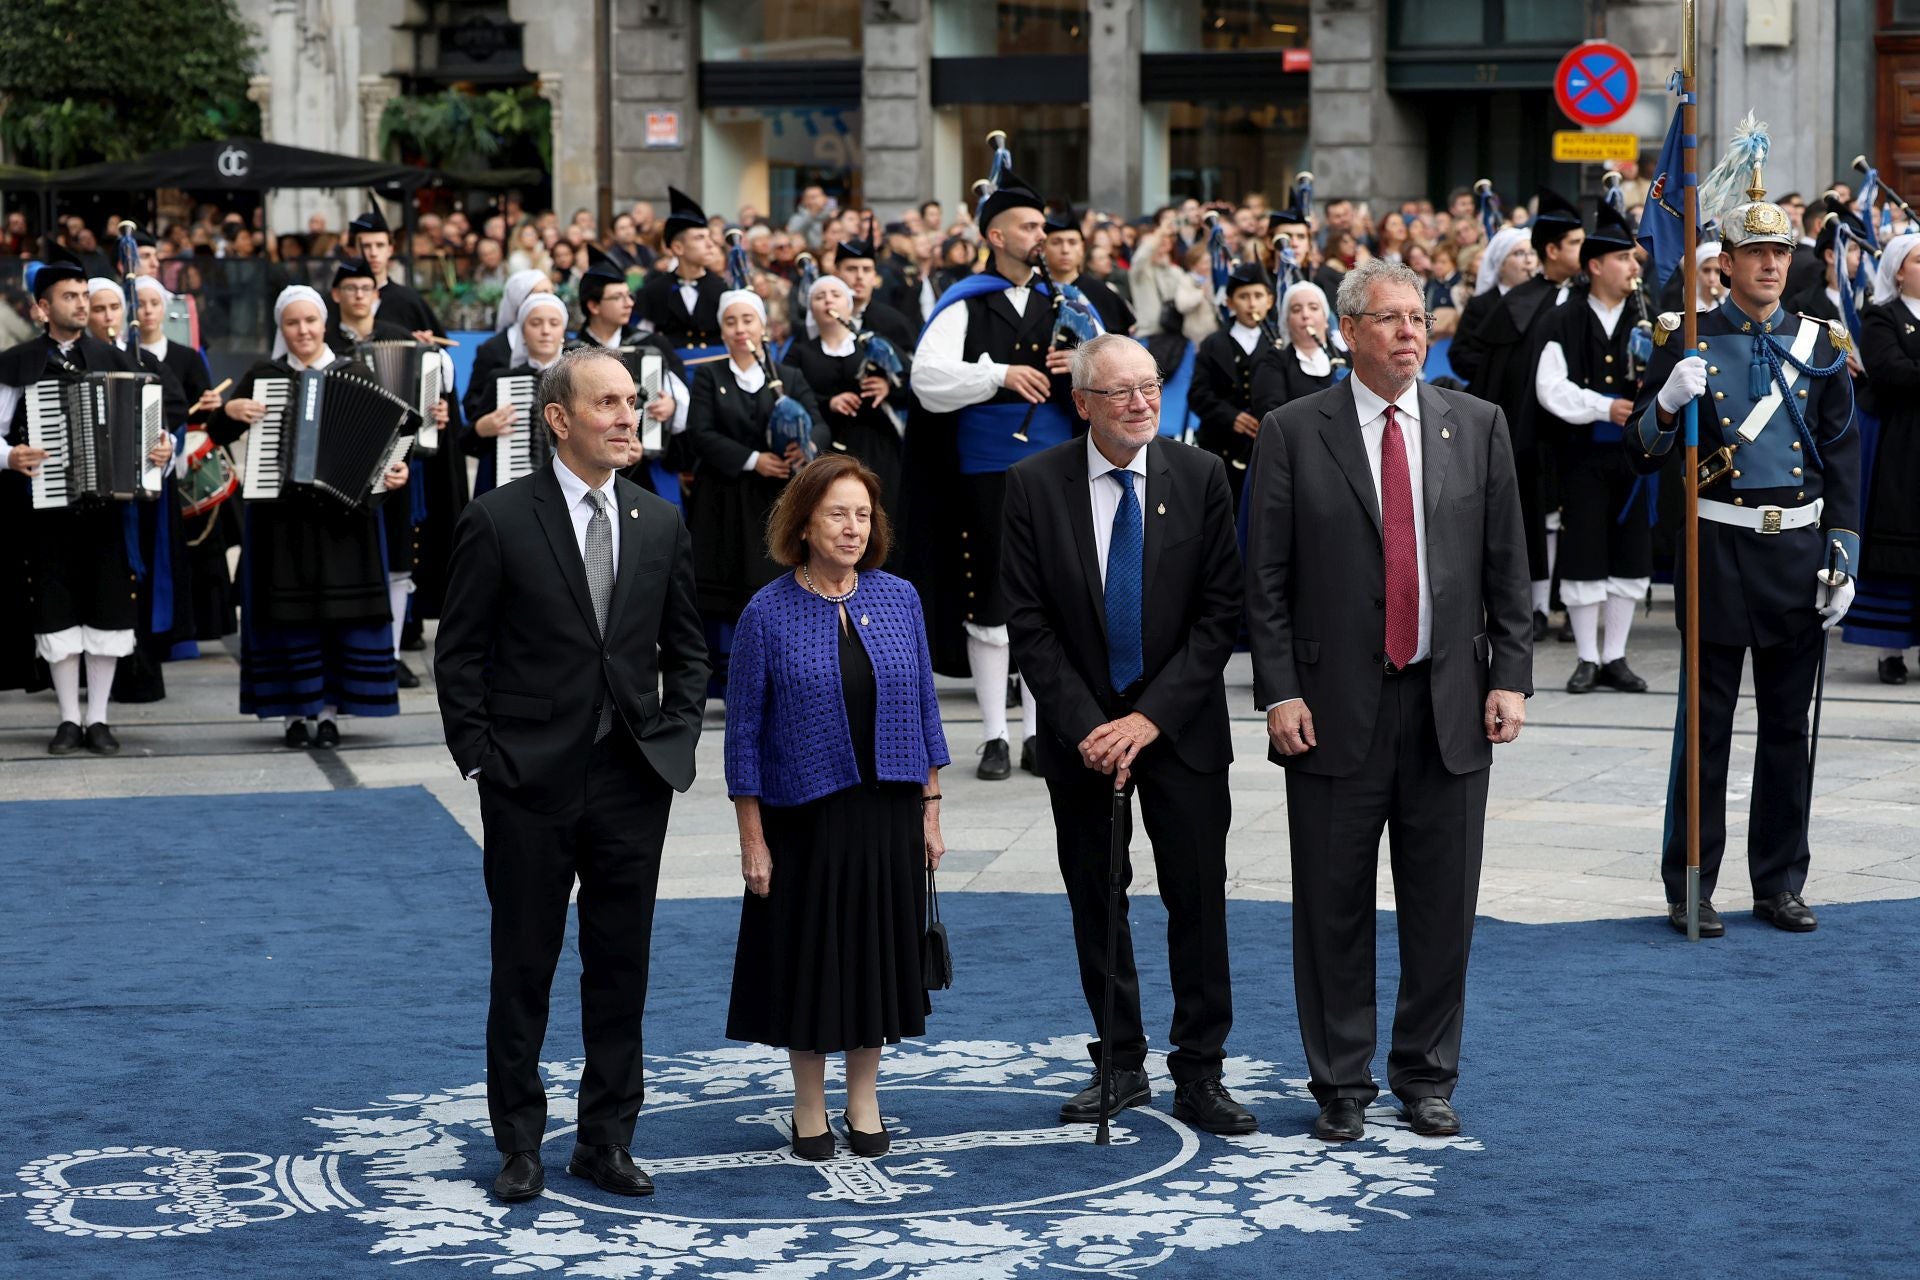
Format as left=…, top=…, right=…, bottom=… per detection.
left=922, top=868, right=953, bottom=990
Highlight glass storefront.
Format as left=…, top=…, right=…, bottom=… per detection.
left=932, top=1, right=1090, bottom=57
left=703, top=105, right=864, bottom=220
left=1145, top=0, right=1311, bottom=52
left=1166, top=101, right=1309, bottom=204
left=942, top=103, right=1091, bottom=206
left=701, top=0, right=864, bottom=60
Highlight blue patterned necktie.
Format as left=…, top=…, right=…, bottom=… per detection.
left=1105, top=469, right=1144, bottom=693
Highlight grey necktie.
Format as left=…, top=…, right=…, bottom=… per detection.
left=584, top=489, right=614, bottom=741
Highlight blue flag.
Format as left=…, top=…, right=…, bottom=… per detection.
left=1638, top=96, right=1694, bottom=300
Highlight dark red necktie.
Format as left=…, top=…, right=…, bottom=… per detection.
left=1381, top=404, right=1419, bottom=669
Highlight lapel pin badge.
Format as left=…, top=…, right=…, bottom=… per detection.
left=629, top=508, right=639, bottom=518
left=1157, top=502, right=1167, bottom=515
left=1441, top=427, right=1451, bottom=439
left=860, top=614, right=870, bottom=626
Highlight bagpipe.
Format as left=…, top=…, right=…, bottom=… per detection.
left=725, top=226, right=817, bottom=464
left=1473, top=178, right=1502, bottom=244
left=1269, top=171, right=1314, bottom=292
left=1606, top=172, right=1658, bottom=382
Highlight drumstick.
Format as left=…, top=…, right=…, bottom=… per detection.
left=211, top=378, right=234, bottom=396
left=424, top=335, right=461, bottom=348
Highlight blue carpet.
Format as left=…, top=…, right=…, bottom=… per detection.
left=1, top=788, right=1915, bottom=1278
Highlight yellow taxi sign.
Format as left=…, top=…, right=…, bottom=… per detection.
left=1552, top=131, right=1640, bottom=163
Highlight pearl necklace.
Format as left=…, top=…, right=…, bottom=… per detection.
left=801, top=562, right=858, bottom=603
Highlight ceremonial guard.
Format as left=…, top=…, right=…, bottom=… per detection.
left=1462, top=190, right=1585, bottom=639
left=1042, top=208, right=1136, bottom=335
left=637, top=189, right=725, bottom=349
left=1189, top=260, right=1277, bottom=500
left=908, top=171, right=1101, bottom=780
left=1628, top=173, right=1860, bottom=936
left=0, top=251, right=167, bottom=754
left=1531, top=202, right=1653, bottom=694
left=571, top=247, right=692, bottom=494
left=1850, top=232, right=1920, bottom=680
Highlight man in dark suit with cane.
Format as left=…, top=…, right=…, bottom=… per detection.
left=1245, top=259, right=1533, bottom=1144
left=1003, top=333, right=1253, bottom=1135
left=436, top=346, right=709, bottom=1202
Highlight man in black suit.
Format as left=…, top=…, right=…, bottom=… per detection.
left=435, top=346, right=709, bottom=1203
left=1003, top=333, right=1255, bottom=1136
left=1245, top=259, right=1533, bottom=1144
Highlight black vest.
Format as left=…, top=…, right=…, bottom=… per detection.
left=960, top=288, right=1076, bottom=415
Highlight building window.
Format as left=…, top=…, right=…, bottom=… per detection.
left=933, top=0, right=1089, bottom=57
left=1389, top=0, right=1583, bottom=50
left=1166, top=101, right=1308, bottom=204
left=702, top=106, right=863, bottom=224
left=701, top=0, right=864, bottom=60
left=1145, top=0, right=1310, bottom=52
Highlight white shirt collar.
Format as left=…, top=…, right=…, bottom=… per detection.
left=139, top=335, right=169, bottom=360
left=1085, top=432, right=1149, bottom=483
left=550, top=454, right=615, bottom=510
left=1902, top=295, right=1920, bottom=321
left=1587, top=293, right=1627, bottom=333
left=1229, top=322, right=1263, bottom=354
left=820, top=333, right=856, bottom=358
left=730, top=358, right=767, bottom=392
left=1348, top=374, right=1420, bottom=426
left=286, top=347, right=337, bottom=373
left=1826, top=286, right=1843, bottom=311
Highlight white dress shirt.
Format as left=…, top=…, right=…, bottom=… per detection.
left=550, top=454, right=621, bottom=566
left=1348, top=375, right=1431, bottom=663
left=820, top=333, right=856, bottom=358
left=912, top=282, right=1034, bottom=412
left=678, top=279, right=700, bottom=315
left=1534, top=294, right=1627, bottom=426
left=1228, top=322, right=1262, bottom=356
left=1904, top=295, right=1920, bottom=322
left=1084, top=433, right=1150, bottom=583
left=1291, top=342, right=1332, bottom=379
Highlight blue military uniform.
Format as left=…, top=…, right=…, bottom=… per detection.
left=1627, top=213, right=1860, bottom=914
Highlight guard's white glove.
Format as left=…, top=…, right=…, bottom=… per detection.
left=1817, top=570, right=1855, bottom=631
left=1656, top=355, right=1709, bottom=415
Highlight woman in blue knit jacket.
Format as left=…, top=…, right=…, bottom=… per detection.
left=724, top=453, right=950, bottom=1162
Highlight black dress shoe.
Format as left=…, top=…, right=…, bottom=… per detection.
left=394, top=658, right=421, bottom=689
left=1020, top=736, right=1038, bottom=775
left=1312, top=1098, right=1365, bottom=1142
left=1172, top=1078, right=1257, bottom=1135
left=492, top=1150, right=544, bottom=1202
left=48, top=721, right=84, bottom=755
left=1058, top=1067, right=1150, bottom=1123
left=1667, top=900, right=1725, bottom=937
left=84, top=722, right=120, bottom=756
left=1556, top=618, right=1574, bottom=643
left=567, top=1142, right=654, bottom=1195
left=1596, top=658, right=1648, bottom=692
left=1566, top=660, right=1599, bottom=694
left=977, top=738, right=1012, bottom=780
left=1532, top=609, right=1550, bottom=642
left=842, top=1113, right=890, bottom=1157
left=313, top=719, right=341, bottom=749
left=1402, top=1096, right=1460, bottom=1136
left=791, top=1125, right=835, bottom=1162
left=1880, top=655, right=1909, bottom=685
left=1754, top=890, right=1818, bottom=932
left=400, top=618, right=425, bottom=651
left=284, top=719, right=311, bottom=749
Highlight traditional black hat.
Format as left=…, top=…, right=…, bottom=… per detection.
left=30, top=243, right=85, bottom=298
left=1813, top=195, right=1870, bottom=257
left=1043, top=206, right=1083, bottom=236
left=349, top=208, right=390, bottom=238
left=580, top=244, right=629, bottom=305
left=331, top=257, right=377, bottom=287
left=836, top=236, right=876, bottom=263
left=883, top=220, right=911, bottom=237
left=1268, top=205, right=1309, bottom=234
left=978, top=171, right=1045, bottom=230
left=131, top=226, right=158, bottom=249
left=1226, top=259, right=1275, bottom=294
left=1579, top=199, right=1638, bottom=267
left=1529, top=186, right=1584, bottom=253
left=663, top=187, right=708, bottom=245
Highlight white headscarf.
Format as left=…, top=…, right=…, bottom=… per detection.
left=1873, top=232, right=1920, bottom=305
left=86, top=276, right=119, bottom=297
left=509, top=290, right=570, bottom=369
left=271, top=285, right=329, bottom=362
left=1695, top=240, right=1724, bottom=267
left=123, top=273, right=174, bottom=352
left=718, top=288, right=767, bottom=326
left=804, top=274, right=854, bottom=340
left=495, top=268, right=551, bottom=333
left=1474, top=226, right=1531, bottom=297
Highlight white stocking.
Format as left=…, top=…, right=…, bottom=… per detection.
left=1530, top=580, right=1551, bottom=615
left=1568, top=602, right=1602, bottom=664
left=1020, top=678, right=1039, bottom=744
left=1601, top=594, right=1637, bottom=663
left=387, top=571, right=413, bottom=659
left=83, top=652, right=116, bottom=726
left=49, top=654, right=81, bottom=726
left=966, top=633, right=1010, bottom=744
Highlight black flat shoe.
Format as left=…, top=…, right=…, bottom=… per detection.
left=1402, top=1096, right=1460, bottom=1136
left=977, top=738, right=1012, bottom=780
left=1667, top=900, right=1725, bottom=937
left=1754, top=890, right=1818, bottom=932
left=1596, top=658, right=1648, bottom=692
left=842, top=1113, right=890, bottom=1157
left=1532, top=609, right=1550, bottom=642
left=84, top=722, right=120, bottom=756
left=1172, top=1077, right=1258, bottom=1135
left=492, top=1150, right=544, bottom=1202
left=1312, top=1097, right=1365, bottom=1142
left=48, top=721, right=84, bottom=755
left=400, top=619, right=425, bottom=651
left=1880, top=655, right=1908, bottom=685
left=1555, top=618, right=1574, bottom=643
left=1020, top=736, right=1038, bottom=775
left=394, top=658, right=421, bottom=689
left=567, top=1142, right=653, bottom=1195
left=313, top=719, right=340, bottom=749
left=791, top=1124, right=836, bottom=1162
left=1566, top=660, right=1599, bottom=694
left=1058, top=1067, right=1150, bottom=1123
left=284, top=719, right=311, bottom=749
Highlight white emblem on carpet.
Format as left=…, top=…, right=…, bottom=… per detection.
left=13, top=1037, right=1479, bottom=1273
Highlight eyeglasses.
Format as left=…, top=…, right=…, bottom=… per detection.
left=1083, top=378, right=1165, bottom=405
left=1356, top=310, right=1436, bottom=332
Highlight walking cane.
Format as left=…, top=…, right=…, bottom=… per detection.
left=1809, top=539, right=1846, bottom=790
left=1095, top=778, right=1129, bottom=1146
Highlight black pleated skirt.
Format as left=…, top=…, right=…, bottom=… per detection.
left=726, top=781, right=930, bottom=1053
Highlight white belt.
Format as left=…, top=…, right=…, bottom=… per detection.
left=1698, top=497, right=1823, bottom=535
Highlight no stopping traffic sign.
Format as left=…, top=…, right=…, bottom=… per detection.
left=1554, top=41, right=1639, bottom=128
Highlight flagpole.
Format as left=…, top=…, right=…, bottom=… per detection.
left=1680, top=0, right=1703, bottom=943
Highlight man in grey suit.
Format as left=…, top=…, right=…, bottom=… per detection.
left=1244, top=259, right=1533, bottom=1144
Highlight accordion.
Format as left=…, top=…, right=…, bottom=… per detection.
left=351, top=339, right=443, bottom=456
left=240, top=366, right=414, bottom=511
left=619, top=346, right=667, bottom=456
left=493, top=372, right=554, bottom=485
left=26, top=371, right=168, bottom=510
